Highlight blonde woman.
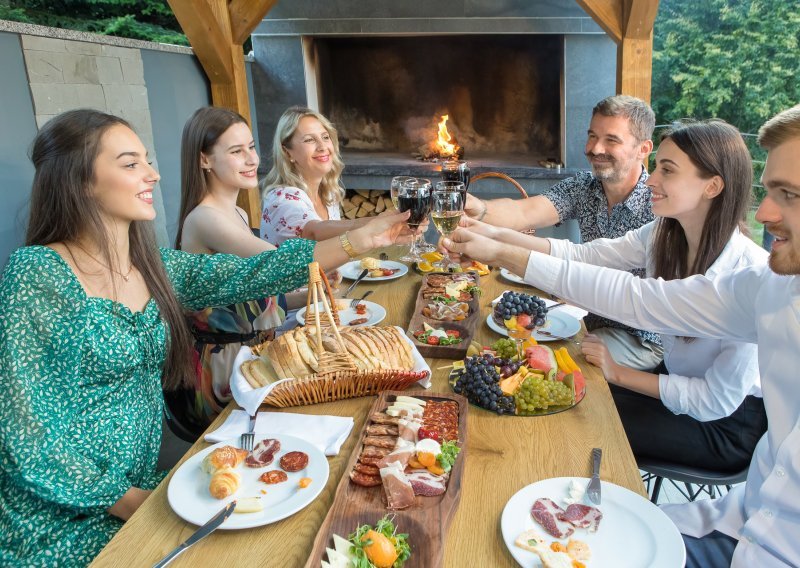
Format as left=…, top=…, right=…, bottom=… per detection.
left=261, top=106, right=372, bottom=245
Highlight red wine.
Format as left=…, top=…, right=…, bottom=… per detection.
left=441, top=162, right=470, bottom=190
left=398, top=193, right=431, bottom=227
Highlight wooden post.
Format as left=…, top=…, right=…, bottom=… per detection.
left=167, top=0, right=277, bottom=229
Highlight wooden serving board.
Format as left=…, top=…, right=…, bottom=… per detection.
left=304, top=390, right=468, bottom=568
left=405, top=271, right=481, bottom=360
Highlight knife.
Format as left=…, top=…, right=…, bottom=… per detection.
left=343, top=268, right=369, bottom=298
left=152, top=500, right=237, bottom=567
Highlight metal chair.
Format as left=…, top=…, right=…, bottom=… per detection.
left=639, top=457, right=749, bottom=504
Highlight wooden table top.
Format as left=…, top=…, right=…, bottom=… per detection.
left=91, top=248, right=645, bottom=568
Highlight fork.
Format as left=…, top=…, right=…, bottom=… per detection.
left=240, top=414, right=256, bottom=452
left=586, top=448, right=602, bottom=505
left=350, top=290, right=373, bottom=309
left=537, top=330, right=581, bottom=345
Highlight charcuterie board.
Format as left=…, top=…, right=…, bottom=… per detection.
left=304, top=390, right=468, bottom=568
left=405, top=271, right=482, bottom=360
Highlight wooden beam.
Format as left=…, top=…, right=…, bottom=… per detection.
left=617, top=33, right=654, bottom=103
left=575, top=0, right=624, bottom=44
left=624, top=0, right=659, bottom=40
left=229, top=0, right=279, bottom=45
left=167, top=0, right=233, bottom=82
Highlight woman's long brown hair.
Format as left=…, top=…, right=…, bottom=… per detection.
left=175, top=106, right=248, bottom=249
left=651, top=120, right=752, bottom=280
left=26, top=109, right=194, bottom=390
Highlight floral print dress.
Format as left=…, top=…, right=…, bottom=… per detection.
left=261, top=186, right=341, bottom=245
left=0, top=240, right=314, bottom=567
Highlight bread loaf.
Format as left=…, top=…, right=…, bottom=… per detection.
left=262, top=326, right=414, bottom=379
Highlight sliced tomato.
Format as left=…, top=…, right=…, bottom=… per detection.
left=427, top=335, right=440, bottom=345
left=417, top=428, right=441, bottom=442
left=381, top=268, right=397, bottom=276
left=445, top=330, right=461, bottom=338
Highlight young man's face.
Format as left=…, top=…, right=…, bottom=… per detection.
left=584, top=114, right=651, bottom=185
left=756, top=136, right=800, bottom=275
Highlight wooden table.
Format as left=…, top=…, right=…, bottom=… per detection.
left=92, top=253, right=645, bottom=567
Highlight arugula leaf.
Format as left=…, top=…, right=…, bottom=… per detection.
left=437, top=440, right=461, bottom=473
left=347, top=515, right=411, bottom=568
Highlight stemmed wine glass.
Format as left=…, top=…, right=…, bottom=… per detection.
left=431, top=182, right=465, bottom=270
left=390, top=176, right=416, bottom=210
left=397, top=178, right=432, bottom=263
left=440, top=159, right=470, bottom=191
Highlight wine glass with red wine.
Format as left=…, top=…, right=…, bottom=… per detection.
left=440, top=160, right=470, bottom=191
left=398, top=178, right=432, bottom=263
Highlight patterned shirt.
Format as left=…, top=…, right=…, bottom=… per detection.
left=543, top=168, right=660, bottom=345
left=261, top=186, right=341, bottom=245
left=0, top=241, right=315, bottom=566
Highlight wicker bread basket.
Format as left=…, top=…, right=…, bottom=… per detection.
left=251, top=262, right=428, bottom=408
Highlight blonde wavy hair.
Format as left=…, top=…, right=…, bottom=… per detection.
left=261, top=106, right=345, bottom=207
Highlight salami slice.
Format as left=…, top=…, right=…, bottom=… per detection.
left=366, top=424, right=400, bottom=437
left=279, top=451, right=309, bottom=472
left=245, top=438, right=281, bottom=468
left=349, top=469, right=382, bottom=487
left=259, top=470, right=288, bottom=484
left=353, top=462, right=380, bottom=476
left=360, top=445, right=392, bottom=458
left=363, top=435, right=397, bottom=449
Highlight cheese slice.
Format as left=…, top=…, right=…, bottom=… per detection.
left=332, top=534, right=354, bottom=558
left=445, top=280, right=469, bottom=298
left=395, top=395, right=427, bottom=406
left=233, top=497, right=263, bottom=514
left=325, top=547, right=351, bottom=568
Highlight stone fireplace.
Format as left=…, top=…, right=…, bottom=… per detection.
left=251, top=1, right=617, bottom=237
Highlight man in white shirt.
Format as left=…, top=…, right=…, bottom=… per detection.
left=444, top=104, right=800, bottom=567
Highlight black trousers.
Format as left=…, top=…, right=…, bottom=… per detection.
left=610, top=384, right=768, bottom=473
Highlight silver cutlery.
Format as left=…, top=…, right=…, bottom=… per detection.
left=240, top=414, right=256, bottom=452
left=350, top=290, right=373, bottom=309
left=537, top=330, right=581, bottom=345
left=548, top=301, right=567, bottom=310
left=586, top=448, right=602, bottom=505
left=152, top=501, right=237, bottom=567
left=343, top=268, right=369, bottom=298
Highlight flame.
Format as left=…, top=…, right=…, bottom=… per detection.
left=435, top=114, right=459, bottom=157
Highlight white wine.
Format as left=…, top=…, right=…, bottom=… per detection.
left=391, top=195, right=399, bottom=209
left=432, top=212, right=462, bottom=235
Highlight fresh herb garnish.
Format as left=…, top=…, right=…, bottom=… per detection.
left=436, top=440, right=461, bottom=473
left=464, top=284, right=482, bottom=297
left=348, top=514, right=411, bottom=568
left=430, top=295, right=459, bottom=304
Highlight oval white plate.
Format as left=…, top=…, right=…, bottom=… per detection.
left=339, top=260, right=409, bottom=281
left=500, top=267, right=528, bottom=285
left=486, top=310, right=581, bottom=342
left=167, top=435, right=328, bottom=530
left=296, top=300, right=386, bottom=327
left=501, top=477, right=685, bottom=568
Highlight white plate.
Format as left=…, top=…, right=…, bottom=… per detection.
left=339, top=260, right=409, bottom=281
left=296, top=300, right=386, bottom=327
left=500, top=267, right=528, bottom=285
left=486, top=310, right=582, bottom=342
left=501, top=477, right=685, bottom=568
left=167, top=435, right=329, bottom=530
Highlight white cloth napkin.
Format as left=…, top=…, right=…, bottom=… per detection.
left=491, top=292, right=589, bottom=321
left=204, top=408, right=354, bottom=456
left=230, top=325, right=432, bottom=416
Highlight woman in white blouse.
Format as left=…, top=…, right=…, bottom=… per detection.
left=261, top=106, right=373, bottom=245
left=456, top=120, right=768, bottom=472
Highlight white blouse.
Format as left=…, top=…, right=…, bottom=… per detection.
left=547, top=222, right=767, bottom=420
left=523, top=246, right=800, bottom=568
left=261, top=186, right=341, bottom=245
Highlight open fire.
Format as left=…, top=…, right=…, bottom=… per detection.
left=416, top=114, right=465, bottom=161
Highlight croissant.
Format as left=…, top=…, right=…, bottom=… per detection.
left=209, top=467, right=240, bottom=499
left=202, top=445, right=248, bottom=474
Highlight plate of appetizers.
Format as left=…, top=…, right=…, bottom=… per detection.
left=296, top=300, right=387, bottom=327
left=340, top=259, right=408, bottom=281
left=501, top=477, right=685, bottom=568
left=167, top=434, right=328, bottom=529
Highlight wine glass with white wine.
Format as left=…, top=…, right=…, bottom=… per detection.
left=431, top=181, right=465, bottom=270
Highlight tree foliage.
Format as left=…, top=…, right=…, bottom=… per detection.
left=0, top=0, right=188, bottom=45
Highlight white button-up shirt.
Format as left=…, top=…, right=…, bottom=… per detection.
left=547, top=223, right=767, bottom=419
left=524, top=250, right=800, bottom=567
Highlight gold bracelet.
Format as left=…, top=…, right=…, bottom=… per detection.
left=340, top=232, right=358, bottom=258
left=476, top=198, right=488, bottom=222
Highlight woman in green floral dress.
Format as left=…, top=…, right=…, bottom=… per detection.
left=0, top=109, right=409, bottom=567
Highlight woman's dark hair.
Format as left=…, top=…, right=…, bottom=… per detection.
left=652, top=119, right=752, bottom=280
left=175, top=106, right=248, bottom=249
left=26, top=109, right=194, bottom=390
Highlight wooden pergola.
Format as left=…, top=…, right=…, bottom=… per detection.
left=167, top=0, right=659, bottom=228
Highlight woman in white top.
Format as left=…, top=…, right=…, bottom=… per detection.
left=452, top=120, right=768, bottom=472
left=261, top=106, right=373, bottom=245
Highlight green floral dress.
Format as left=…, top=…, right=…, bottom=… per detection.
left=0, top=240, right=315, bottom=567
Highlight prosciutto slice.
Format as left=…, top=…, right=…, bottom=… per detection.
left=376, top=438, right=415, bottom=469
left=531, top=498, right=575, bottom=539
left=245, top=438, right=280, bottom=468
left=397, top=418, right=422, bottom=442
left=380, top=462, right=415, bottom=510
left=559, top=503, right=603, bottom=532
left=406, top=470, right=447, bottom=496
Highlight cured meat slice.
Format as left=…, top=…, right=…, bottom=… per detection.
left=406, top=470, right=447, bottom=496
left=365, top=424, right=400, bottom=437
left=245, top=438, right=281, bottom=468
left=531, top=498, right=575, bottom=539
left=358, top=455, right=383, bottom=466
left=350, top=469, right=382, bottom=487
left=380, top=462, right=415, bottom=510
left=559, top=503, right=603, bottom=532
left=376, top=439, right=415, bottom=469
left=360, top=445, right=392, bottom=459
left=397, top=418, right=421, bottom=442
left=353, top=462, right=380, bottom=476
left=259, top=470, right=288, bottom=484
left=279, top=451, right=309, bottom=472
left=363, top=435, right=397, bottom=449
left=370, top=413, right=400, bottom=425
